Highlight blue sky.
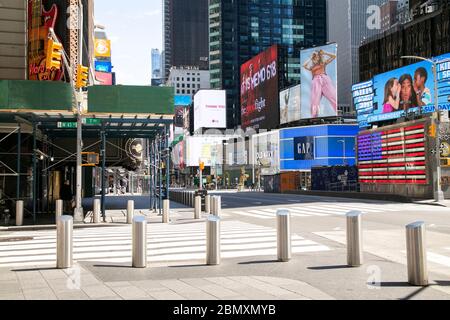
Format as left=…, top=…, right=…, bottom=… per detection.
left=94, top=0, right=162, bottom=85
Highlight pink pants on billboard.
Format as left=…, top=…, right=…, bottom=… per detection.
left=311, top=73, right=337, bottom=118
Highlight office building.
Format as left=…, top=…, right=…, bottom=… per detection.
left=163, top=0, right=209, bottom=81
left=210, top=0, right=328, bottom=128
left=166, top=66, right=210, bottom=99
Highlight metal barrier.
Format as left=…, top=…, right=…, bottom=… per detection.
left=206, top=215, right=221, bottom=265
left=214, top=196, right=221, bottom=216
left=205, top=195, right=211, bottom=214
left=347, top=211, right=363, bottom=267
left=406, top=221, right=428, bottom=286
left=195, top=196, right=201, bottom=220
left=93, top=199, right=101, bottom=224
left=56, top=199, right=63, bottom=221
left=57, top=215, right=73, bottom=269
left=15, top=200, right=24, bottom=226
left=163, top=199, right=170, bottom=224
left=277, top=209, right=291, bottom=262
left=132, top=216, right=147, bottom=268
left=127, top=200, right=134, bottom=224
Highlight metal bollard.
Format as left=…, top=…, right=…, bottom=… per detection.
left=214, top=196, right=221, bottom=216
left=210, top=196, right=216, bottom=215
left=93, top=199, right=101, bottom=224
left=205, top=195, right=211, bottom=214
left=347, top=211, right=363, bottom=267
left=406, top=221, right=428, bottom=286
left=57, top=215, right=73, bottom=269
left=191, top=193, right=194, bottom=208
left=132, top=216, right=147, bottom=268
left=277, top=209, right=291, bottom=262
left=55, top=199, right=63, bottom=221
left=163, top=199, right=170, bottom=223
left=195, top=196, right=201, bottom=219
left=206, top=215, right=221, bottom=265
left=15, top=200, right=24, bottom=226
left=127, top=200, right=134, bottom=224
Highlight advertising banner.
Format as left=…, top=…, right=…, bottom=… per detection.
left=252, top=131, right=280, bottom=176
left=300, top=43, right=338, bottom=119
left=95, top=71, right=113, bottom=85
left=294, top=137, right=315, bottom=160
left=95, top=61, right=112, bottom=73
left=193, top=90, right=226, bottom=131
left=185, top=136, right=234, bottom=167
left=94, top=39, right=111, bottom=58
left=174, top=95, right=192, bottom=106
left=353, top=53, right=450, bottom=128
left=241, top=45, right=279, bottom=130
left=280, top=85, right=301, bottom=125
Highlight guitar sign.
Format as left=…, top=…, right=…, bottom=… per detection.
left=28, top=0, right=64, bottom=81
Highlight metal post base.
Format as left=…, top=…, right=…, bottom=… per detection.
left=347, top=211, right=363, bottom=267
left=73, top=207, right=84, bottom=224
left=277, top=209, right=291, bottom=262
left=406, top=221, right=428, bottom=286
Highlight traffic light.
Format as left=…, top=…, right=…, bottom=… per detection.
left=45, top=39, right=63, bottom=70
left=76, top=65, right=89, bottom=89
left=199, top=162, right=205, bottom=171
left=429, top=123, right=436, bottom=138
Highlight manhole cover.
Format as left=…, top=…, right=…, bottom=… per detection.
left=0, top=237, right=34, bottom=243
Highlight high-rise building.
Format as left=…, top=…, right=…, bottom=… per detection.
left=163, top=0, right=209, bottom=81
left=151, top=49, right=162, bottom=80
left=210, top=0, right=328, bottom=128
left=327, top=0, right=385, bottom=113
left=167, top=66, right=210, bottom=99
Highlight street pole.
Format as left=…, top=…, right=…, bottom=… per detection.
left=433, top=62, right=444, bottom=202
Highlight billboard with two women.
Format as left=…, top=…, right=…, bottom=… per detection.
left=300, top=43, right=338, bottom=120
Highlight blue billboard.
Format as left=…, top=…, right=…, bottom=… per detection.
left=95, top=61, right=112, bottom=73
left=353, top=53, right=450, bottom=128
left=280, top=125, right=359, bottom=171
left=174, top=95, right=192, bottom=106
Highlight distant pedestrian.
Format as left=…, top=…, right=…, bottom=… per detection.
left=60, top=180, right=73, bottom=214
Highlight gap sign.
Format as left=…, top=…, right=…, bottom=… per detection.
left=294, top=137, right=315, bottom=160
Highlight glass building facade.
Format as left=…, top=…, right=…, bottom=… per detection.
left=210, top=0, right=328, bottom=128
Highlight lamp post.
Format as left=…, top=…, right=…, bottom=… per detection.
left=401, top=56, right=444, bottom=202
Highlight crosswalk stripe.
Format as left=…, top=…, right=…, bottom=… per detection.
left=0, top=221, right=330, bottom=267
left=231, top=211, right=272, bottom=219
left=427, top=252, right=450, bottom=267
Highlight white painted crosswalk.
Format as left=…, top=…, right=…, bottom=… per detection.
left=227, top=203, right=448, bottom=220
left=0, top=221, right=330, bottom=268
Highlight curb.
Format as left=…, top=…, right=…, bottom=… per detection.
left=0, top=223, right=126, bottom=232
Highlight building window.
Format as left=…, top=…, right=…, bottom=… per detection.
left=187, top=78, right=190, bottom=81
left=182, top=90, right=185, bottom=94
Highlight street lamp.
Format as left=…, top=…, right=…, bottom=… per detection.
left=401, top=55, right=444, bottom=202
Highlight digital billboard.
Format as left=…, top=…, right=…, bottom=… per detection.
left=95, top=71, right=113, bottom=85
left=280, top=85, right=301, bottom=125
left=174, top=95, right=192, bottom=106
left=95, top=61, right=112, bottom=73
left=353, top=53, right=450, bottom=128
left=193, top=90, right=226, bottom=131
left=241, top=45, right=279, bottom=130
left=300, top=43, right=338, bottom=120
left=94, top=39, right=111, bottom=58
left=251, top=131, right=280, bottom=176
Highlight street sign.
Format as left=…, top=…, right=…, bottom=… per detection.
left=56, top=119, right=101, bottom=129
left=84, top=118, right=101, bottom=125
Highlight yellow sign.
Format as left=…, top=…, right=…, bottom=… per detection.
left=94, top=39, right=111, bottom=58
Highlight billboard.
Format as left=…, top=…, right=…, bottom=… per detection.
left=95, top=61, right=112, bottom=73
left=94, top=39, right=111, bottom=58
left=185, top=136, right=234, bottom=167
left=353, top=53, right=450, bottom=128
left=95, top=71, right=113, bottom=85
left=193, top=90, right=226, bottom=131
left=241, top=45, right=279, bottom=130
left=280, top=85, right=301, bottom=125
left=251, top=131, right=280, bottom=176
left=300, top=43, right=338, bottom=119
left=174, top=95, right=192, bottom=106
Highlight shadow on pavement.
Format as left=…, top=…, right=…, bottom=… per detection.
left=238, top=260, right=279, bottom=265
left=307, top=265, right=352, bottom=270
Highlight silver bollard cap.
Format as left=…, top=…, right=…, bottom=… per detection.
left=347, top=211, right=362, bottom=218
left=208, top=215, right=221, bottom=222
left=59, top=215, right=73, bottom=222
left=406, top=221, right=425, bottom=229
left=276, top=209, right=290, bottom=216
left=133, top=216, right=146, bottom=223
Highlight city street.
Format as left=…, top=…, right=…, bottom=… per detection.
left=1, top=192, right=450, bottom=300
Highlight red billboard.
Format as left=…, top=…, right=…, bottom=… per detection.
left=95, top=71, right=113, bottom=85
left=240, top=45, right=279, bottom=130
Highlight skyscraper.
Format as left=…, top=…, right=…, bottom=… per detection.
left=327, top=0, right=385, bottom=112
left=210, top=0, right=328, bottom=128
left=163, top=0, right=209, bottom=81
left=151, top=49, right=162, bottom=82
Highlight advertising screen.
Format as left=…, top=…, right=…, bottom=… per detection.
left=185, top=136, right=234, bottom=167
left=94, top=39, right=111, bottom=58
left=353, top=53, right=450, bottom=128
left=251, top=131, right=280, bottom=176
left=300, top=43, right=338, bottom=119
left=241, top=45, right=279, bottom=130
left=174, top=95, right=192, bottom=106
left=280, top=85, right=301, bottom=125
left=95, top=61, right=112, bottom=73
left=193, top=90, right=226, bottom=131
left=95, top=71, right=113, bottom=85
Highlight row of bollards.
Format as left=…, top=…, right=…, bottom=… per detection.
left=344, top=211, right=428, bottom=286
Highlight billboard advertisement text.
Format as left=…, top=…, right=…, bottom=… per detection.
left=194, top=90, right=226, bottom=131
left=280, top=85, right=301, bottom=125
left=241, top=45, right=279, bottom=130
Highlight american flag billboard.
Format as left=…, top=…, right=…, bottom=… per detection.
left=358, top=123, right=427, bottom=184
